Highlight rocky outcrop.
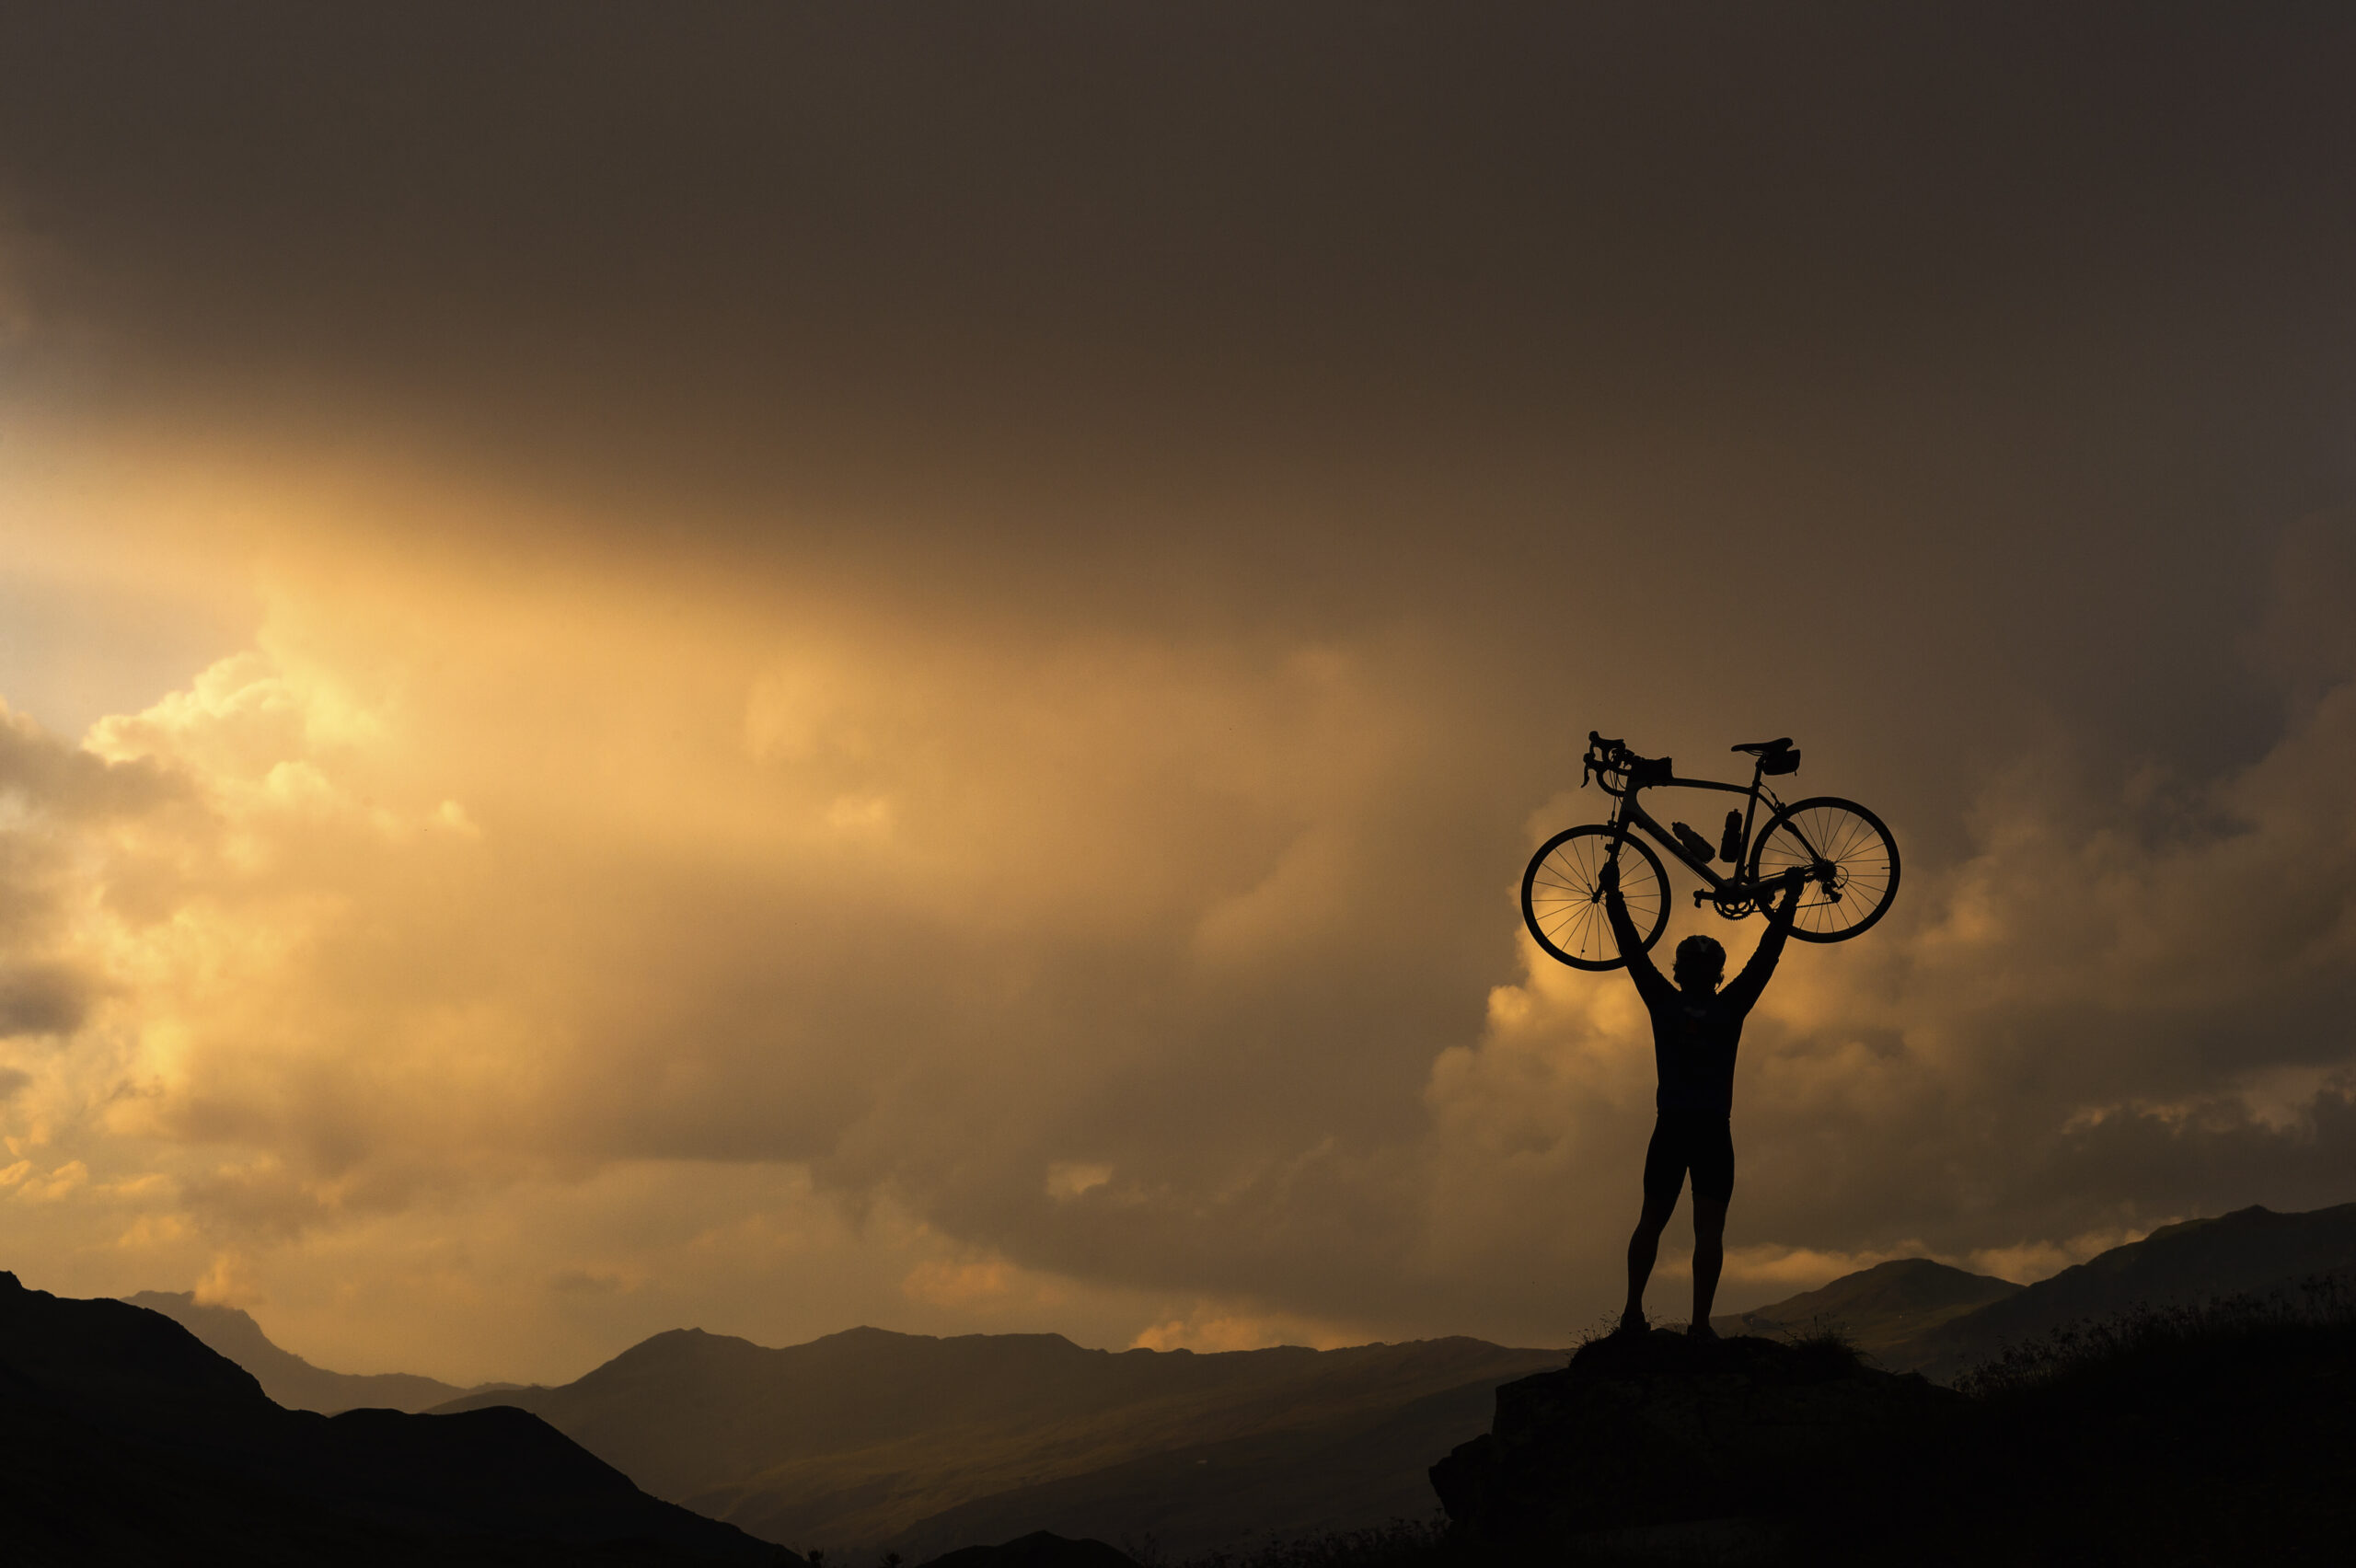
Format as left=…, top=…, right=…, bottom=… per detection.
left=1429, top=1330, right=1959, bottom=1551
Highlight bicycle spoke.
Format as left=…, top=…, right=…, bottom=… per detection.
left=1523, top=824, right=1680, bottom=968
left=1750, top=800, right=1896, bottom=940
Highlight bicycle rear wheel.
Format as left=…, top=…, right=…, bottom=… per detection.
left=1521, top=826, right=1669, bottom=970
left=1747, top=797, right=1900, bottom=942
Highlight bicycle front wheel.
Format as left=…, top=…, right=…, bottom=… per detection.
left=1521, top=826, right=1669, bottom=970
left=1747, top=797, right=1900, bottom=942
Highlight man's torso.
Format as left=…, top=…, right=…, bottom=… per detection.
left=1649, top=991, right=1744, bottom=1113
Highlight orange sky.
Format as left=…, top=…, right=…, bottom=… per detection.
left=2, top=4, right=2353, bottom=1384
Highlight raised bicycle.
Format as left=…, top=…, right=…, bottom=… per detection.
left=1520, top=732, right=1900, bottom=970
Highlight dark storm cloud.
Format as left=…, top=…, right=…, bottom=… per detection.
left=0, top=3, right=2346, bottom=793
left=0, top=963, right=93, bottom=1038
left=3, top=6, right=2349, bottom=502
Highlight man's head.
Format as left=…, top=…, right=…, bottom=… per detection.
left=1672, top=933, right=1727, bottom=994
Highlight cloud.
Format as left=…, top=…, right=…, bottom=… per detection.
left=3, top=500, right=2355, bottom=1374
left=0, top=7, right=2350, bottom=1377
left=550, top=1267, right=641, bottom=1298
left=192, top=1250, right=263, bottom=1308
left=901, top=1259, right=1016, bottom=1310
left=1965, top=1227, right=2161, bottom=1287
left=1131, top=1304, right=1369, bottom=1355
left=9, top=1158, right=89, bottom=1203
left=0, top=963, right=94, bottom=1038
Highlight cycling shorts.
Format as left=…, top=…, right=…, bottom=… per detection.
left=1643, top=1111, right=1735, bottom=1205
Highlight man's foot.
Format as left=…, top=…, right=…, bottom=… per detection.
left=1613, top=1311, right=1647, bottom=1337
left=1686, top=1320, right=1718, bottom=1341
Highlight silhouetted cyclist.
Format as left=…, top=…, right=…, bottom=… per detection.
left=1600, top=858, right=1804, bottom=1337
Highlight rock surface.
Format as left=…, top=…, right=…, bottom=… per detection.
left=1429, top=1330, right=1960, bottom=1548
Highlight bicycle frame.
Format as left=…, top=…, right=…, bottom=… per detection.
left=1595, top=758, right=1786, bottom=908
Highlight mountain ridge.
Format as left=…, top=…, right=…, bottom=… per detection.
left=1710, top=1200, right=2356, bottom=1381
left=433, top=1322, right=1563, bottom=1555
left=1, top=1270, right=792, bottom=1564
left=123, top=1289, right=518, bottom=1414
left=1888, top=1201, right=2356, bottom=1379
left=1710, top=1256, right=2023, bottom=1359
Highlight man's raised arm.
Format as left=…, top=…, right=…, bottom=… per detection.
left=1600, top=856, right=1673, bottom=1005
left=1722, top=870, right=1804, bottom=1013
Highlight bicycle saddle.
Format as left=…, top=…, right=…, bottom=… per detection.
left=1731, top=737, right=1793, bottom=755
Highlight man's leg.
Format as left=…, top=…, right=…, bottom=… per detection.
left=1687, top=1116, right=1735, bottom=1336
left=1689, top=1197, right=1727, bottom=1334
left=1623, top=1117, right=1682, bottom=1332
left=1623, top=1193, right=1678, bottom=1330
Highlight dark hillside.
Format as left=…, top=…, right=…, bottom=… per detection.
left=436, top=1326, right=1560, bottom=1554
left=1830, top=1297, right=2356, bottom=1563
left=1706, top=1202, right=2356, bottom=1382
left=0, top=1272, right=791, bottom=1565
left=1888, top=1202, right=2356, bottom=1379
left=892, top=1377, right=1501, bottom=1561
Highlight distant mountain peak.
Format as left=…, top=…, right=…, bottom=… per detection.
left=1713, top=1254, right=2022, bottom=1357
left=122, top=1288, right=495, bottom=1415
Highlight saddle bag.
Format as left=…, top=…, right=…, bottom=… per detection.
left=1761, top=748, right=1801, bottom=776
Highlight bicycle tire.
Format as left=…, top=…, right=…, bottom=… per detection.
left=1521, top=825, right=1670, bottom=970
left=1746, top=796, right=1900, bottom=942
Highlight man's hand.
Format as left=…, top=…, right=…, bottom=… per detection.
left=1599, top=855, right=1621, bottom=895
